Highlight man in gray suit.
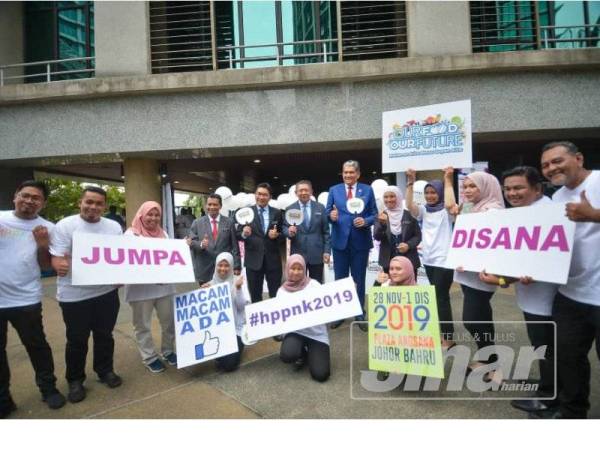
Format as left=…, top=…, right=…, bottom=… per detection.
left=186, top=194, right=241, bottom=285
left=283, top=180, right=331, bottom=283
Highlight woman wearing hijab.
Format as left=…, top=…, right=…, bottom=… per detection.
left=374, top=256, right=416, bottom=380
left=124, top=201, right=177, bottom=373
left=278, top=254, right=330, bottom=382
left=445, top=168, right=505, bottom=375
left=203, top=252, right=250, bottom=372
left=373, top=186, right=421, bottom=280
left=405, top=169, right=456, bottom=350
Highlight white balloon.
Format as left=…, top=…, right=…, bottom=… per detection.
left=371, top=179, right=389, bottom=198
left=317, top=192, right=329, bottom=206
left=245, top=193, right=256, bottom=206
left=277, top=193, right=296, bottom=209
left=222, top=195, right=239, bottom=212
left=288, top=185, right=296, bottom=195
left=214, top=186, right=233, bottom=200
left=268, top=199, right=280, bottom=209
left=376, top=197, right=385, bottom=213
left=310, top=195, right=316, bottom=201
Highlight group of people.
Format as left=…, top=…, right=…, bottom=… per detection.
left=1, top=141, right=599, bottom=420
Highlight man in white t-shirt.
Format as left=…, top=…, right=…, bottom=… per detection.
left=0, top=181, right=66, bottom=418
left=539, top=141, right=600, bottom=419
left=50, top=186, right=123, bottom=404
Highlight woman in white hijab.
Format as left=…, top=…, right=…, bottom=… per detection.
left=204, top=252, right=250, bottom=372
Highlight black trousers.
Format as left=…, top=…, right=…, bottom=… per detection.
left=522, top=311, right=558, bottom=402
left=0, top=303, right=57, bottom=407
left=246, top=261, right=282, bottom=303
left=306, top=263, right=324, bottom=284
left=280, top=333, right=330, bottom=382
left=461, top=284, right=496, bottom=363
left=59, top=289, right=120, bottom=383
left=424, top=265, right=455, bottom=339
left=216, top=335, right=245, bottom=372
left=553, top=292, right=600, bottom=418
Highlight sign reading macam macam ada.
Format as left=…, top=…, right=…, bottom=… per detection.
left=444, top=202, right=575, bottom=284
left=72, top=232, right=195, bottom=285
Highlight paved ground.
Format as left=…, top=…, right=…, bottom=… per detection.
left=4, top=279, right=599, bottom=419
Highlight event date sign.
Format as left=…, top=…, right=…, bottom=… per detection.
left=368, top=285, right=444, bottom=378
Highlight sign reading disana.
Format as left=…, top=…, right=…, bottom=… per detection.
left=444, top=202, right=575, bottom=284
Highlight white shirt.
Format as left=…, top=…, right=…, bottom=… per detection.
left=552, top=170, right=600, bottom=306
left=0, top=211, right=54, bottom=308
left=513, top=197, right=559, bottom=316
left=277, top=279, right=330, bottom=345
left=123, top=229, right=177, bottom=302
left=416, top=205, right=453, bottom=267
left=49, top=214, right=123, bottom=302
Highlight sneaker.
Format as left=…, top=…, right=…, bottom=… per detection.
left=147, top=359, right=166, bottom=373
left=98, top=371, right=122, bottom=388
left=0, top=397, right=17, bottom=419
left=42, top=389, right=66, bottom=410
left=163, top=353, right=177, bottom=366
left=67, top=381, right=86, bottom=403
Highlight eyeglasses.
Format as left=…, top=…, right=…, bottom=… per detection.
left=18, top=192, right=44, bottom=202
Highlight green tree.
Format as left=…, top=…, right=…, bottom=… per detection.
left=183, top=194, right=204, bottom=217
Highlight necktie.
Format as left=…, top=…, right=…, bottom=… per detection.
left=302, top=203, right=309, bottom=228
left=260, top=208, right=267, bottom=234
left=347, top=185, right=353, bottom=199
left=211, top=219, right=218, bottom=241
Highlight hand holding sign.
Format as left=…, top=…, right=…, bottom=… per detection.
left=378, top=211, right=388, bottom=224
left=242, top=226, right=252, bottom=237
left=288, top=225, right=297, bottom=237
left=397, top=243, right=409, bottom=254
left=443, top=166, right=454, bottom=182
left=406, top=169, right=417, bottom=185
left=566, top=190, right=598, bottom=222
left=194, top=331, right=220, bottom=360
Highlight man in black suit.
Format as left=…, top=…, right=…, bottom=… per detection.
left=237, top=183, right=283, bottom=303
left=283, top=180, right=331, bottom=283
left=187, top=194, right=241, bottom=285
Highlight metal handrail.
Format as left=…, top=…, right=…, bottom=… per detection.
left=541, top=23, right=600, bottom=49
left=0, top=56, right=95, bottom=86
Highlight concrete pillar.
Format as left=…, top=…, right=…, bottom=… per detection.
left=406, top=1, right=472, bottom=57
left=94, top=1, right=151, bottom=77
left=0, top=2, right=24, bottom=84
left=123, top=159, right=161, bottom=226
left=0, top=167, right=34, bottom=210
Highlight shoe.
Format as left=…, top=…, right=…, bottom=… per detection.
left=377, top=371, right=389, bottom=381
left=98, top=371, right=122, bottom=388
left=163, top=353, right=177, bottom=367
left=0, top=397, right=17, bottom=419
left=293, top=356, right=306, bottom=371
left=358, top=322, right=368, bottom=332
left=146, top=359, right=166, bottom=373
left=330, top=320, right=344, bottom=329
left=511, top=399, right=549, bottom=413
left=528, top=408, right=563, bottom=419
left=273, top=335, right=283, bottom=342
left=42, top=389, right=66, bottom=410
left=67, top=381, right=86, bottom=403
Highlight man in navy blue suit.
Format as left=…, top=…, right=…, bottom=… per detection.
left=325, top=160, right=377, bottom=330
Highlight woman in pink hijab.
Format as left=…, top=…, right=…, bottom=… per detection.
left=124, top=201, right=177, bottom=373
left=445, top=168, right=505, bottom=376
left=278, top=254, right=330, bottom=382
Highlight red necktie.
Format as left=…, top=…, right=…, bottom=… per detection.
left=347, top=185, right=353, bottom=199
left=211, top=219, right=218, bottom=241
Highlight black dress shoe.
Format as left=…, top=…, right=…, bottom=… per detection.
left=0, top=397, right=17, bottom=419
left=528, top=409, right=563, bottom=419
left=376, top=371, right=389, bottom=381
left=330, top=320, right=345, bottom=329
left=273, top=335, right=284, bottom=342
left=293, top=356, right=306, bottom=371
left=67, top=381, right=86, bottom=403
left=98, top=371, right=122, bottom=388
left=511, top=399, right=549, bottom=413
left=43, top=389, right=67, bottom=410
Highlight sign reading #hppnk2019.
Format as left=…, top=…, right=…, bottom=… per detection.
left=72, top=232, right=195, bottom=285
left=368, top=285, right=444, bottom=378
left=244, top=277, right=362, bottom=342
left=174, top=282, right=239, bottom=369
left=444, top=202, right=575, bottom=284
left=382, top=99, right=472, bottom=173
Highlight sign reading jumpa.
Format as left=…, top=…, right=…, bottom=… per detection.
left=382, top=99, right=473, bottom=173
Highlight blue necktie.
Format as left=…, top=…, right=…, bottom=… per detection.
left=302, top=203, right=309, bottom=228
left=260, top=208, right=268, bottom=234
